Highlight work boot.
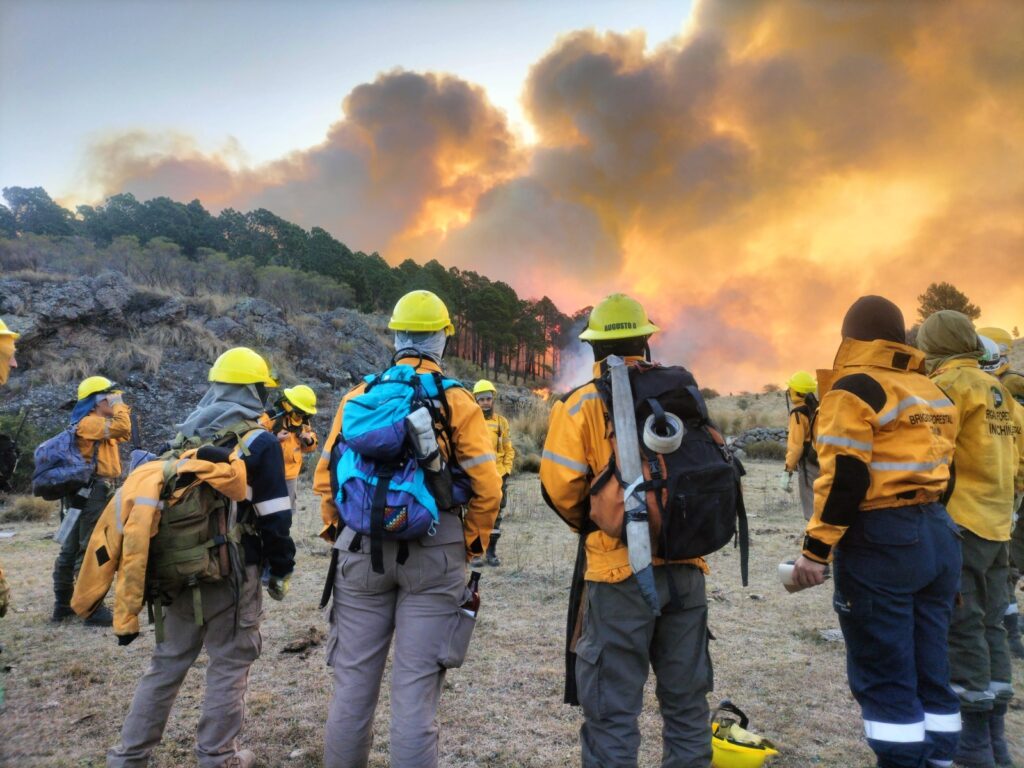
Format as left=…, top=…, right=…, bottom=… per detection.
left=954, top=710, right=995, bottom=768
left=469, top=556, right=484, bottom=568
left=220, top=750, right=255, bottom=768
left=486, top=552, right=501, bottom=567
left=990, top=702, right=1017, bottom=768
left=83, top=604, right=113, bottom=627
left=51, top=589, right=75, bottom=622
left=1005, top=613, right=1024, bottom=660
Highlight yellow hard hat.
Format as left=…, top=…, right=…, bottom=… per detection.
left=579, top=293, right=660, bottom=341
left=976, top=326, right=1012, bottom=354
left=388, top=290, right=455, bottom=337
left=77, top=375, right=116, bottom=401
left=786, top=371, right=817, bottom=395
left=283, top=384, right=317, bottom=415
left=710, top=701, right=779, bottom=768
left=0, top=319, right=19, bottom=340
left=209, top=347, right=278, bottom=386
left=473, top=379, right=497, bottom=397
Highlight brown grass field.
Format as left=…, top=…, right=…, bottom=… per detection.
left=1, top=462, right=1021, bottom=767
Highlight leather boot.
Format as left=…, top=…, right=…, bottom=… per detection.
left=1005, top=613, right=1024, bottom=660
left=51, top=588, right=75, bottom=622
left=83, top=604, right=113, bottom=627
left=954, top=710, right=995, bottom=768
left=990, top=702, right=1017, bottom=768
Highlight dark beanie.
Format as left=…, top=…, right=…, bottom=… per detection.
left=841, top=295, right=906, bottom=343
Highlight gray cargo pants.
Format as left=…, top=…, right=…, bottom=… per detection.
left=324, top=513, right=470, bottom=768
left=575, top=564, right=713, bottom=768
left=797, top=460, right=820, bottom=522
left=53, top=480, right=112, bottom=596
left=107, top=565, right=263, bottom=768
left=949, top=528, right=1013, bottom=711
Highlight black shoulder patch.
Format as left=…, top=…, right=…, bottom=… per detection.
left=95, top=545, right=110, bottom=566
left=832, top=373, right=887, bottom=413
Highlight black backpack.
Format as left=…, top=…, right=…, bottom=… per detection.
left=591, top=361, right=749, bottom=584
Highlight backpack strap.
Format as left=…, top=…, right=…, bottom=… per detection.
left=369, top=467, right=395, bottom=574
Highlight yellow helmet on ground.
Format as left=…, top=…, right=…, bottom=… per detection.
left=976, top=327, right=1011, bottom=352
left=283, top=384, right=317, bottom=415
left=579, top=293, right=660, bottom=341
left=209, top=347, right=278, bottom=386
left=473, top=379, right=497, bottom=397
left=710, top=701, right=779, bottom=768
left=388, top=290, right=455, bottom=337
left=78, top=376, right=116, bottom=401
left=0, top=319, right=19, bottom=340
left=786, top=371, right=817, bottom=395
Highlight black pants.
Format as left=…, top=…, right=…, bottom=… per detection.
left=52, top=481, right=111, bottom=597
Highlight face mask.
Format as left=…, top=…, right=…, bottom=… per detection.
left=482, top=408, right=494, bottom=419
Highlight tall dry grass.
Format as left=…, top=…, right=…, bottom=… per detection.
left=508, top=397, right=552, bottom=473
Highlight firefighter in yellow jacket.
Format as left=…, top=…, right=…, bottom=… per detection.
left=979, top=325, right=1024, bottom=663
left=51, top=375, right=131, bottom=626
left=541, top=293, right=713, bottom=768
left=0, top=318, right=18, bottom=621
left=471, top=379, right=515, bottom=567
left=315, top=290, right=501, bottom=768
left=260, top=384, right=318, bottom=517
left=792, top=296, right=961, bottom=768
left=781, top=370, right=820, bottom=522
left=918, top=311, right=1024, bottom=768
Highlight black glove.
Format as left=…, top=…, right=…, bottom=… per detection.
left=196, top=445, right=233, bottom=464
left=117, top=633, right=139, bottom=646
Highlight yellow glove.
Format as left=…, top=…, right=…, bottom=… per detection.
left=268, top=574, right=291, bottom=601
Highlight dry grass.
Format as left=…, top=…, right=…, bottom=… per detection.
left=508, top=397, right=552, bottom=473
left=0, top=495, right=57, bottom=523
left=709, top=391, right=789, bottom=435
left=0, top=467, right=1021, bottom=767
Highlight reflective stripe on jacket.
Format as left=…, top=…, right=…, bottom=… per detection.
left=803, top=338, right=958, bottom=563
left=930, top=358, right=1024, bottom=541
left=540, top=358, right=708, bottom=583
left=76, top=403, right=131, bottom=479
left=313, top=357, right=502, bottom=558
left=486, top=414, right=515, bottom=477
left=70, top=450, right=248, bottom=636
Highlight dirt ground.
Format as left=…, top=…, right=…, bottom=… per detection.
left=1, top=462, right=1021, bottom=767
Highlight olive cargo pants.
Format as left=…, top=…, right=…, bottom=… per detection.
left=574, top=565, right=713, bottom=768
left=107, top=565, right=263, bottom=768
left=324, top=513, right=470, bottom=768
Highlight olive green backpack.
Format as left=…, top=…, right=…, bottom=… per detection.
left=146, top=420, right=262, bottom=642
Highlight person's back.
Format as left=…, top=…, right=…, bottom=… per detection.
left=541, top=293, right=715, bottom=768
left=781, top=371, right=819, bottom=522
left=107, top=346, right=294, bottom=768
left=918, top=310, right=1023, bottom=767
left=315, top=290, right=500, bottom=768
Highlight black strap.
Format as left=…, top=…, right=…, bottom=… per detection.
left=369, top=468, right=394, bottom=574
left=319, top=548, right=339, bottom=610
left=736, top=482, right=749, bottom=587
left=646, top=398, right=668, bottom=433
left=397, top=540, right=409, bottom=566
left=684, top=384, right=710, bottom=423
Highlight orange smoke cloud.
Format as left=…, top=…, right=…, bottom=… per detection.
left=80, top=0, right=1024, bottom=391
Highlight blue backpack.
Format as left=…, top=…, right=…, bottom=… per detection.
left=329, top=364, right=472, bottom=573
left=32, top=423, right=97, bottom=501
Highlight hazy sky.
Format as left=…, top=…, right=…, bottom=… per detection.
left=0, top=0, right=691, bottom=198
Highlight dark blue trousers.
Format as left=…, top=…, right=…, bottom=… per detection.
left=833, top=503, right=962, bottom=768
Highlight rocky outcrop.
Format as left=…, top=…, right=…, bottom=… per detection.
left=0, top=270, right=391, bottom=449
left=727, top=426, right=788, bottom=454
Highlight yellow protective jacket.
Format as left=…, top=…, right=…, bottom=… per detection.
left=314, top=357, right=502, bottom=558
left=540, top=358, right=709, bottom=583
left=803, top=339, right=958, bottom=563
left=76, top=403, right=131, bottom=480
left=929, top=358, right=1024, bottom=541
left=70, top=451, right=248, bottom=636
left=785, top=394, right=813, bottom=473
left=1001, top=370, right=1024, bottom=406
left=485, top=413, right=515, bottom=477
left=259, top=413, right=318, bottom=481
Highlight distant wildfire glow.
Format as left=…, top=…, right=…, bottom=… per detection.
left=78, top=0, right=1024, bottom=392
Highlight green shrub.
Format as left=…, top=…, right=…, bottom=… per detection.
left=0, top=410, right=56, bottom=493
left=743, top=440, right=787, bottom=460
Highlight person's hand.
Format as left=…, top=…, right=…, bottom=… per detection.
left=300, top=431, right=315, bottom=446
left=117, top=633, right=139, bottom=646
left=792, top=555, right=827, bottom=588
left=267, top=575, right=291, bottom=601
left=778, top=471, right=793, bottom=493
left=105, top=392, right=125, bottom=407
left=277, top=430, right=290, bottom=443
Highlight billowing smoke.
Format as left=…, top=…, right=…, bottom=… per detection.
left=79, top=0, right=1024, bottom=391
